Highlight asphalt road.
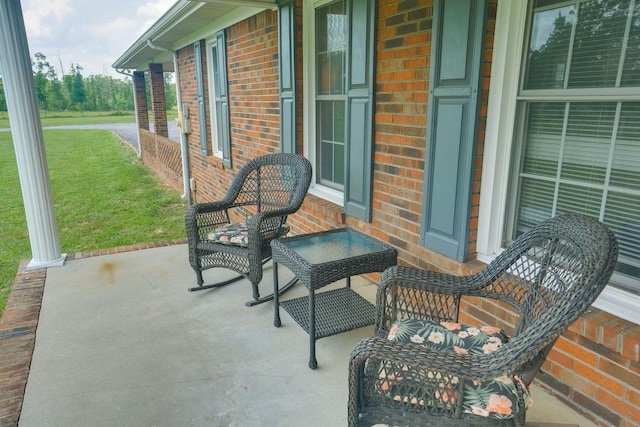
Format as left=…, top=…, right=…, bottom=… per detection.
left=0, top=121, right=180, bottom=152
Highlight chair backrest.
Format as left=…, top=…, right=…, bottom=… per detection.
left=474, top=214, right=618, bottom=367
left=232, top=153, right=312, bottom=215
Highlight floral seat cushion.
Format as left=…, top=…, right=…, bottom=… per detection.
left=204, top=222, right=250, bottom=247
left=204, top=222, right=287, bottom=247
left=377, top=318, right=531, bottom=419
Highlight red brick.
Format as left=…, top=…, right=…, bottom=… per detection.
left=574, top=360, right=625, bottom=396
left=621, top=326, right=640, bottom=362
left=554, top=336, right=598, bottom=366
left=596, top=388, right=640, bottom=423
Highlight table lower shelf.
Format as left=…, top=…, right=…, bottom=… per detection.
left=280, top=287, right=375, bottom=339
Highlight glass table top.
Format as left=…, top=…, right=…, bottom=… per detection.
left=280, top=229, right=390, bottom=265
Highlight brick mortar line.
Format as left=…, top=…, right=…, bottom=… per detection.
left=0, top=239, right=186, bottom=427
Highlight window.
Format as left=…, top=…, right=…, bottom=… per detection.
left=209, top=31, right=231, bottom=168
left=208, top=43, right=221, bottom=157
left=316, top=0, right=347, bottom=191
left=303, top=0, right=375, bottom=219
left=507, top=0, right=640, bottom=296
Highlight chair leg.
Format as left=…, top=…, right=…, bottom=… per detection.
left=196, top=270, right=204, bottom=286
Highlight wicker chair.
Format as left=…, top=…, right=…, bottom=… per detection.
left=185, top=153, right=312, bottom=306
left=348, top=214, right=618, bottom=426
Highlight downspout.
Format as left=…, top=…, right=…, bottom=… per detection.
left=173, top=51, right=192, bottom=205
left=115, top=68, right=142, bottom=157
left=146, top=39, right=192, bottom=205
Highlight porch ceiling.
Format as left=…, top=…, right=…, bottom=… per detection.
left=112, top=0, right=276, bottom=73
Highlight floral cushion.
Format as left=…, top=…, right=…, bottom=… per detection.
left=378, top=318, right=531, bottom=419
left=204, top=222, right=249, bottom=247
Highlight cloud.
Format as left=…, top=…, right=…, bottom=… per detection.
left=20, top=0, right=175, bottom=77
left=89, top=17, right=140, bottom=39
left=23, top=0, right=74, bottom=38
left=135, top=0, right=176, bottom=35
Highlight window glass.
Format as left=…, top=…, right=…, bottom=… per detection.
left=568, top=1, right=628, bottom=88
left=511, top=0, right=640, bottom=295
left=524, top=3, right=574, bottom=89
left=315, top=0, right=347, bottom=190
left=211, top=45, right=220, bottom=154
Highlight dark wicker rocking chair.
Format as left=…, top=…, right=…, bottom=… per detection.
left=348, top=214, right=618, bottom=426
left=185, top=153, right=312, bottom=306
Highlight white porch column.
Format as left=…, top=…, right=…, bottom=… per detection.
left=0, top=0, right=65, bottom=269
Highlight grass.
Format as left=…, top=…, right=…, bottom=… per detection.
left=0, top=129, right=187, bottom=316
left=0, top=109, right=178, bottom=128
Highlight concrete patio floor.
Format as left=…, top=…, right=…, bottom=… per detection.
left=14, top=243, right=597, bottom=426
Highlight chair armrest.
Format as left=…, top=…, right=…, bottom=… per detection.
left=246, top=208, right=299, bottom=237
left=184, top=201, right=236, bottom=243
left=375, top=266, right=489, bottom=331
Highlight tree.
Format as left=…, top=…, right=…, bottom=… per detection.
left=0, top=77, right=7, bottom=117
left=164, top=73, right=177, bottom=110
left=64, top=64, right=86, bottom=112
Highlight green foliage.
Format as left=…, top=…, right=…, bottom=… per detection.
left=0, top=129, right=187, bottom=316
left=0, top=52, right=177, bottom=115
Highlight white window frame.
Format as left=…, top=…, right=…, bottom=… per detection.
left=206, top=40, right=223, bottom=160
left=477, top=0, right=640, bottom=325
left=302, top=0, right=345, bottom=206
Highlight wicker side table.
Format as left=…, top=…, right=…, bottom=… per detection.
left=271, top=228, right=397, bottom=369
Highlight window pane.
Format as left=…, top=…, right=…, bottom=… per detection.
left=605, top=191, right=640, bottom=294
left=317, top=53, right=330, bottom=95
left=556, top=182, right=603, bottom=217
left=316, top=6, right=328, bottom=52
left=330, top=51, right=344, bottom=94
left=316, top=1, right=346, bottom=96
left=568, top=0, right=629, bottom=88
left=515, top=177, right=555, bottom=237
left=334, top=101, right=345, bottom=143
left=334, top=143, right=345, bottom=185
left=561, top=102, right=615, bottom=184
left=621, top=3, right=640, bottom=86
left=212, top=46, right=219, bottom=96
left=611, top=103, right=640, bottom=190
left=317, top=100, right=345, bottom=190
left=524, top=3, right=574, bottom=90
left=321, top=140, right=334, bottom=184
left=321, top=101, right=334, bottom=141
left=522, top=103, right=564, bottom=177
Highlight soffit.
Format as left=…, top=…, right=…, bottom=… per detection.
left=112, top=0, right=276, bottom=72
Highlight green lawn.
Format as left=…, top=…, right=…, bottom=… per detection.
left=0, top=109, right=178, bottom=128
left=0, top=129, right=187, bottom=316
left=0, top=111, right=136, bottom=128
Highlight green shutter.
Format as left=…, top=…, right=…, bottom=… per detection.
left=194, top=40, right=208, bottom=156
left=278, top=0, right=296, bottom=154
left=345, top=0, right=375, bottom=221
left=421, top=0, right=487, bottom=261
left=216, top=30, right=232, bottom=168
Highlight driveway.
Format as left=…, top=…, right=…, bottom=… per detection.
left=1, top=121, right=180, bottom=151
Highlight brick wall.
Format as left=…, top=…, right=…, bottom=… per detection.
left=227, top=13, right=281, bottom=164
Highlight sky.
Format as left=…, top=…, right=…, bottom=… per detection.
left=21, top=0, right=176, bottom=78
